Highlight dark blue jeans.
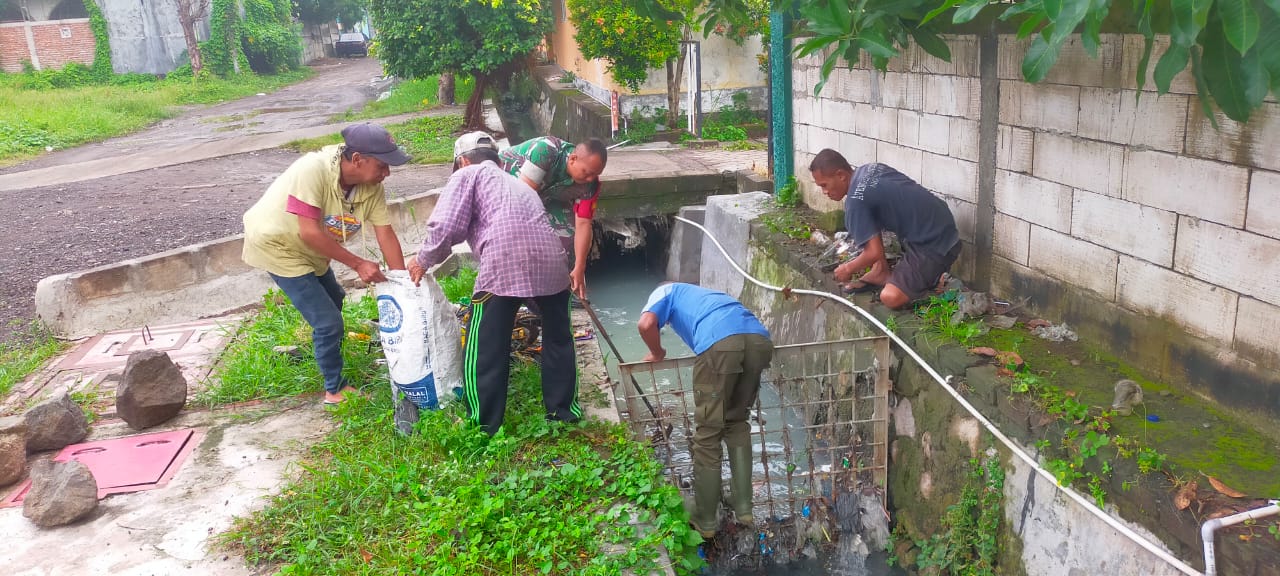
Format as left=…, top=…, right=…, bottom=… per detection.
left=269, top=269, right=347, bottom=394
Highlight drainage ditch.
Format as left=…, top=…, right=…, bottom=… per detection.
left=589, top=217, right=902, bottom=576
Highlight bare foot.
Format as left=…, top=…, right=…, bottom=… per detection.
left=323, top=385, right=364, bottom=405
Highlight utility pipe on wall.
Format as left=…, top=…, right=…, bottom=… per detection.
left=1202, top=500, right=1280, bottom=576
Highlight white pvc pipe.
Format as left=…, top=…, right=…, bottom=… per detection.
left=1202, top=500, right=1280, bottom=576
left=673, top=215, right=1204, bottom=576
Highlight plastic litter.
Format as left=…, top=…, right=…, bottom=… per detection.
left=1147, top=414, right=1161, bottom=423
left=1032, top=322, right=1079, bottom=342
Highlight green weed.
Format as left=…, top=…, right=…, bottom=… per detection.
left=917, top=295, right=984, bottom=346
left=761, top=209, right=811, bottom=240
left=284, top=115, right=464, bottom=164
left=0, top=321, right=66, bottom=399
left=0, top=69, right=311, bottom=163
left=338, top=75, right=476, bottom=121
left=218, top=361, right=705, bottom=574
left=69, top=381, right=106, bottom=424
left=775, top=176, right=800, bottom=208
left=198, top=290, right=382, bottom=406
left=437, top=266, right=478, bottom=303
left=1136, top=447, right=1166, bottom=474
left=915, top=455, right=1005, bottom=575
left=700, top=122, right=747, bottom=142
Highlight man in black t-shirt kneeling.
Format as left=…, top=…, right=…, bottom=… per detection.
left=808, top=148, right=961, bottom=310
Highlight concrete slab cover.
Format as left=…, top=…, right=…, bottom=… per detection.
left=57, top=320, right=230, bottom=372
left=2, top=429, right=197, bottom=506
left=2, top=317, right=238, bottom=416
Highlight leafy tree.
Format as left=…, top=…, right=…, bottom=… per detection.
left=568, top=0, right=685, bottom=126
left=295, top=0, right=367, bottom=30
left=699, top=0, right=1280, bottom=123
left=370, top=0, right=551, bottom=128
left=242, top=0, right=302, bottom=73
left=569, top=0, right=765, bottom=129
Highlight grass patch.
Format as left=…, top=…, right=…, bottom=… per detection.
left=438, top=266, right=477, bottom=303
left=284, top=114, right=464, bottom=165
left=219, top=361, right=704, bottom=575
left=0, top=321, right=67, bottom=399
left=337, top=75, right=476, bottom=121
left=0, top=69, right=313, bottom=163
left=199, top=289, right=382, bottom=406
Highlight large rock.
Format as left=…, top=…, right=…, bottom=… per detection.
left=22, top=459, right=98, bottom=527
left=23, top=393, right=89, bottom=453
left=117, top=350, right=187, bottom=430
left=0, top=416, right=28, bottom=486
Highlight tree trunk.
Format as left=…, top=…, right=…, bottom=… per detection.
left=175, top=0, right=208, bottom=75
left=438, top=72, right=456, bottom=106
left=665, top=47, right=687, bottom=128
left=463, top=74, right=488, bottom=130
left=179, top=15, right=203, bottom=75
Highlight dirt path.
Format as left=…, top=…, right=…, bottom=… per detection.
left=1, top=59, right=456, bottom=344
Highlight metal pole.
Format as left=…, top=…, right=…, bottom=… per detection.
left=580, top=300, right=662, bottom=423
left=692, top=41, right=702, bottom=138
left=767, top=10, right=793, bottom=186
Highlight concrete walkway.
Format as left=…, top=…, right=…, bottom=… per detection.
left=0, top=108, right=461, bottom=193
left=0, top=295, right=619, bottom=575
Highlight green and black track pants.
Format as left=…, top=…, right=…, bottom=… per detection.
left=464, top=290, right=581, bottom=435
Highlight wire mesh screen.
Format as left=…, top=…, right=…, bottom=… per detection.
left=616, top=337, right=891, bottom=524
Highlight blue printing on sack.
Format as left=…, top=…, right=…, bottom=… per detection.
left=376, top=295, right=403, bottom=333
left=395, top=372, right=439, bottom=410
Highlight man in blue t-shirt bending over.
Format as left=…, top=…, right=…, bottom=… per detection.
left=638, top=282, right=774, bottom=538
left=808, top=148, right=961, bottom=309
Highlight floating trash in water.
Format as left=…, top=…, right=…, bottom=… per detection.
left=841, top=456, right=851, bottom=469
left=786, top=462, right=797, bottom=473
left=802, top=503, right=811, bottom=518
left=1147, top=414, right=1161, bottom=423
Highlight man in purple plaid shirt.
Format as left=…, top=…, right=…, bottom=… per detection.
left=408, top=131, right=582, bottom=434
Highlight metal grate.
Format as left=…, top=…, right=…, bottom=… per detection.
left=616, top=336, right=891, bottom=524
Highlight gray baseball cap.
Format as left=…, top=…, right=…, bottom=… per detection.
left=453, top=131, right=498, bottom=159
left=341, top=123, right=411, bottom=166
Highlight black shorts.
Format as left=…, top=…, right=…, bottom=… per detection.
left=889, top=242, right=961, bottom=301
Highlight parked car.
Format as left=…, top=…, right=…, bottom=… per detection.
left=335, top=33, right=369, bottom=58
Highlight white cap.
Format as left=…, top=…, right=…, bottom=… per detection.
left=453, top=131, right=498, bottom=159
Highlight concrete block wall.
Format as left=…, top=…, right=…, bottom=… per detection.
left=989, top=34, right=1279, bottom=360
left=792, top=36, right=983, bottom=282
left=0, top=20, right=95, bottom=72
left=789, top=33, right=1280, bottom=420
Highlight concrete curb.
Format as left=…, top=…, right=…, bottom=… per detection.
left=35, top=188, right=443, bottom=339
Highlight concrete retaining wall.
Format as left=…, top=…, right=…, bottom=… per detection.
left=35, top=189, right=441, bottom=339
left=100, top=0, right=207, bottom=74
left=529, top=64, right=616, bottom=143
left=301, top=21, right=338, bottom=64
left=788, top=33, right=1280, bottom=423
left=688, top=193, right=1238, bottom=574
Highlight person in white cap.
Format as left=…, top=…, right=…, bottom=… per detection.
left=241, top=123, right=409, bottom=406
left=408, top=131, right=581, bottom=434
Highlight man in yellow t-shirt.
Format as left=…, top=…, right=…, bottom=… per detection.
left=242, top=123, right=408, bottom=405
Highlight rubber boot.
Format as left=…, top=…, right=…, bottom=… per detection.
left=690, top=465, right=721, bottom=538
left=393, top=391, right=420, bottom=436
left=728, top=446, right=755, bottom=525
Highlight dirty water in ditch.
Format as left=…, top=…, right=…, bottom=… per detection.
left=586, top=232, right=902, bottom=576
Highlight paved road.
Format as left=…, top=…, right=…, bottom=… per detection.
left=1, top=58, right=458, bottom=344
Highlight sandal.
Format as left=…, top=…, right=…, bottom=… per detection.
left=842, top=282, right=880, bottom=295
